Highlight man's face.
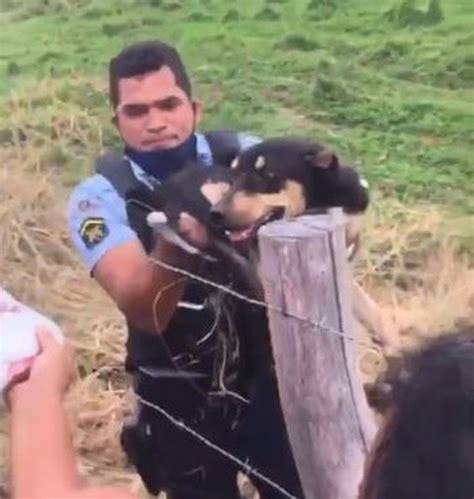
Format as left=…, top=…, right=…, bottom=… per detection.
left=114, top=66, right=202, bottom=151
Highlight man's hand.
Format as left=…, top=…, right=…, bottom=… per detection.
left=8, top=329, right=76, bottom=406
left=147, top=210, right=212, bottom=253
left=176, top=212, right=212, bottom=250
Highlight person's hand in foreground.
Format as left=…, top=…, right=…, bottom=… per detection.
left=9, top=328, right=136, bottom=499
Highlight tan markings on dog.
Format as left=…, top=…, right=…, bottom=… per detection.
left=228, top=180, right=306, bottom=225
left=255, top=155, right=266, bottom=170
left=345, top=214, right=363, bottom=252
left=352, top=281, right=401, bottom=357
left=178, top=212, right=209, bottom=249
left=284, top=180, right=306, bottom=216
left=306, top=148, right=335, bottom=168
left=315, top=149, right=334, bottom=168
left=200, top=181, right=230, bottom=205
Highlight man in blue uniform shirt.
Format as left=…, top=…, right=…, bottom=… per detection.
left=68, top=40, right=303, bottom=499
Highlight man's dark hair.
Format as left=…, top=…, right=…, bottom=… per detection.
left=108, top=40, right=192, bottom=108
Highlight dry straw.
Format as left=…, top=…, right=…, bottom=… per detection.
left=0, top=142, right=144, bottom=492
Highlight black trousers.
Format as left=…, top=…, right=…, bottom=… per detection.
left=121, top=372, right=304, bottom=499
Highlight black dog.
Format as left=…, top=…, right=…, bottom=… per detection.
left=191, top=137, right=401, bottom=390
left=210, top=137, right=369, bottom=244
left=129, top=137, right=369, bottom=295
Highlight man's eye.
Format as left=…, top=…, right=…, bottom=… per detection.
left=121, top=104, right=149, bottom=118
left=159, top=98, right=181, bottom=111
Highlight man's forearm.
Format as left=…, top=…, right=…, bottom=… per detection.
left=10, top=387, right=80, bottom=498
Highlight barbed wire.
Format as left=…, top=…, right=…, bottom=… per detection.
left=135, top=393, right=299, bottom=499
left=148, top=255, right=373, bottom=348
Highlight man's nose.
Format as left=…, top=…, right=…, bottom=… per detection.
left=146, top=107, right=167, bottom=132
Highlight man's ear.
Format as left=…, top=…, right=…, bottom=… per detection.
left=305, top=148, right=339, bottom=169
left=192, top=100, right=203, bottom=127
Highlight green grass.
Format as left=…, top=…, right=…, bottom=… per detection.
left=0, top=0, right=473, bottom=212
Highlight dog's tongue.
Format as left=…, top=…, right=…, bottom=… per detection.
left=228, top=225, right=255, bottom=242
left=228, top=213, right=276, bottom=243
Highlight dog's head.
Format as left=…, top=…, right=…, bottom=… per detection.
left=209, top=137, right=369, bottom=243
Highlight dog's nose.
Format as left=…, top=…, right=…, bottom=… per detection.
left=210, top=206, right=225, bottom=227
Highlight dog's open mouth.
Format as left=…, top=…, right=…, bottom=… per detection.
left=225, top=208, right=284, bottom=243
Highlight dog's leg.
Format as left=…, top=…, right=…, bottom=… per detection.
left=344, top=215, right=400, bottom=355
left=351, top=281, right=400, bottom=356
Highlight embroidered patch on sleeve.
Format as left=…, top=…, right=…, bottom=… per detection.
left=79, top=217, right=109, bottom=249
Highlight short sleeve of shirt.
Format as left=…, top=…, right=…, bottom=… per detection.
left=67, top=174, right=138, bottom=272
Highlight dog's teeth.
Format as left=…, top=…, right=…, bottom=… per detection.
left=225, top=230, right=231, bottom=236
left=359, top=177, right=369, bottom=189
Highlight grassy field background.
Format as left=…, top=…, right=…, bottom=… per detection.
left=1, top=0, right=473, bottom=210
left=0, top=0, right=473, bottom=495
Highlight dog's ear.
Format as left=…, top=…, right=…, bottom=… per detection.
left=305, top=148, right=339, bottom=169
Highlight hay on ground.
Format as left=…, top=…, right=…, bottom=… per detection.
left=0, top=144, right=473, bottom=493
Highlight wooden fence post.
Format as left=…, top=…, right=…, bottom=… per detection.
left=258, top=209, right=376, bottom=499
